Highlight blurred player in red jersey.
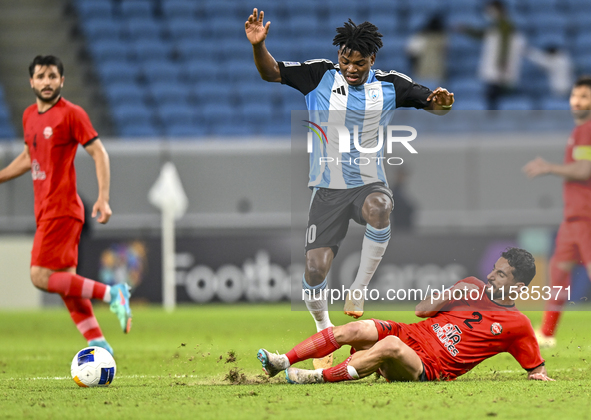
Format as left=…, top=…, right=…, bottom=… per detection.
left=523, top=76, right=591, bottom=348
left=257, top=248, right=553, bottom=383
left=0, top=56, right=131, bottom=355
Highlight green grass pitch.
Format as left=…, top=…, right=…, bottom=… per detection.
left=1, top=304, right=590, bottom=419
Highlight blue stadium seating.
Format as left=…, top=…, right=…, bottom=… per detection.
left=125, top=17, right=164, bottom=40
left=104, top=83, right=146, bottom=106
left=76, top=0, right=591, bottom=137
left=161, top=0, right=200, bottom=19
left=119, top=0, right=153, bottom=18
left=75, top=0, right=113, bottom=20
left=89, top=39, right=132, bottom=62
left=82, top=18, right=124, bottom=41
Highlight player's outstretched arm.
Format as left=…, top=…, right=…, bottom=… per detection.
left=84, top=139, right=112, bottom=224
left=425, top=87, right=454, bottom=114
left=0, top=144, right=32, bottom=184
left=245, top=8, right=280, bottom=82
left=527, top=365, right=554, bottom=381
left=414, top=281, right=479, bottom=318
left=523, top=156, right=591, bottom=181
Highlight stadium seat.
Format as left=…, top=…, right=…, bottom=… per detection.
left=96, top=61, right=141, bottom=85
left=219, top=39, right=253, bottom=61
left=200, top=103, right=239, bottom=125
left=125, top=17, right=164, bottom=40
left=132, top=39, right=173, bottom=62
left=82, top=18, right=124, bottom=42
left=161, top=0, right=200, bottom=19
left=206, top=16, right=245, bottom=40
left=176, top=40, right=219, bottom=62
left=88, top=39, right=132, bottom=62
left=119, top=0, right=153, bottom=18
left=182, top=58, right=221, bottom=83
left=75, top=0, right=113, bottom=20
left=148, top=81, right=191, bottom=105
left=167, top=19, right=203, bottom=41
left=104, top=83, right=147, bottom=106
left=156, top=103, right=196, bottom=126
left=193, top=82, right=236, bottom=105
left=141, top=60, right=182, bottom=84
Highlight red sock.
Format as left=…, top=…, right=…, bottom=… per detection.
left=323, top=356, right=353, bottom=382
left=542, top=259, right=571, bottom=337
left=286, top=327, right=340, bottom=365
left=48, top=272, right=108, bottom=301
left=62, top=296, right=104, bottom=342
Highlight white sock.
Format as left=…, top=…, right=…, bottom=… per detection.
left=347, top=365, right=360, bottom=379
left=302, top=275, right=333, bottom=332
left=350, top=225, right=390, bottom=292
left=102, top=286, right=112, bottom=303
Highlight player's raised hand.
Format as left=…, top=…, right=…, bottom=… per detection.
left=92, top=198, right=112, bottom=224
left=427, top=87, right=454, bottom=108
left=245, top=8, right=271, bottom=45
left=450, top=281, right=480, bottom=300
left=523, top=157, right=552, bottom=178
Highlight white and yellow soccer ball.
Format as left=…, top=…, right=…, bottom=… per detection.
left=71, top=346, right=116, bottom=387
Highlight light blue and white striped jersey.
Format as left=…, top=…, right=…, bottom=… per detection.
left=279, top=59, right=432, bottom=189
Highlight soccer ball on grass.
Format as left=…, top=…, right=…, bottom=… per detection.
left=71, top=346, right=116, bottom=387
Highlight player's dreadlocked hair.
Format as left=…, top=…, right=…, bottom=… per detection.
left=501, top=247, right=536, bottom=286
left=333, top=19, right=383, bottom=58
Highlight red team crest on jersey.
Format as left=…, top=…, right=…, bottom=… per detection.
left=490, top=323, right=503, bottom=335
left=43, top=126, right=53, bottom=139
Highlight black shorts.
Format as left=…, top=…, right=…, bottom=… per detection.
left=304, top=182, right=393, bottom=257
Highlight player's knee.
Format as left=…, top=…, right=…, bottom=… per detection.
left=378, top=336, right=404, bottom=360
left=365, top=197, right=392, bottom=226
left=30, top=267, right=50, bottom=290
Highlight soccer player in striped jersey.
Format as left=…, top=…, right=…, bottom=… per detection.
left=246, top=9, right=454, bottom=368
left=0, top=55, right=131, bottom=356
left=523, top=76, right=591, bottom=348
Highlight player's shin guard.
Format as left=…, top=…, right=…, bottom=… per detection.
left=349, top=224, right=391, bottom=292
left=48, top=272, right=109, bottom=301
left=541, top=259, right=571, bottom=337
left=286, top=326, right=341, bottom=365
left=322, top=356, right=359, bottom=382
left=62, top=296, right=105, bottom=342
left=303, top=275, right=332, bottom=331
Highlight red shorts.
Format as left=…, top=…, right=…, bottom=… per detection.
left=31, top=217, right=83, bottom=270
left=553, top=219, right=591, bottom=265
left=371, top=319, right=441, bottom=381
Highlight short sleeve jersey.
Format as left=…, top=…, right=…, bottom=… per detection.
left=399, top=277, right=544, bottom=381
left=563, top=119, right=591, bottom=220
left=279, top=60, right=432, bottom=189
left=22, top=98, right=98, bottom=224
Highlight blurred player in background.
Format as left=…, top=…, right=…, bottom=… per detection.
left=0, top=55, right=131, bottom=355
left=245, top=8, right=454, bottom=369
left=523, top=76, right=591, bottom=348
left=258, top=248, right=552, bottom=383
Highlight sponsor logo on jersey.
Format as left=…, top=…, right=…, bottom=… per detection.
left=43, top=126, right=53, bottom=139
left=432, top=323, right=462, bottom=357
left=31, top=159, right=46, bottom=180
left=332, top=86, right=346, bottom=96
left=368, top=88, right=380, bottom=101
left=283, top=61, right=301, bottom=67
left=490, top=322, right=503, bottom=335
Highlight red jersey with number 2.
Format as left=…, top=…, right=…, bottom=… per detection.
left=399, top=277, right=544, bottom=380
left=22, top=98, right=97, bottom=224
